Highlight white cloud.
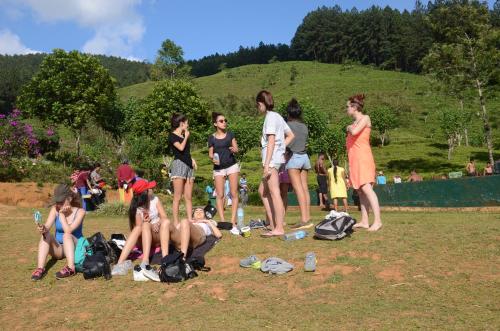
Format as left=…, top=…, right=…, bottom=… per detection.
left=0, top=29, right=39, bottom=55
left=3, top=0, right=145, bottom=58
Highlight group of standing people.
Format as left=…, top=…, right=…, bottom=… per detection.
left=31, top=90, right=384, bottom=281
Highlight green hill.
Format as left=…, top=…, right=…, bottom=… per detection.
left=118, top=61, right=499, bottom=185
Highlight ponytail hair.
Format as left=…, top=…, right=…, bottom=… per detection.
left=348, top=94, right=366, bottom=113
left=332, top=159, right=339, bottom=183
left=286, top=98, right=302, bottom=121
left=128, top=191, right=150, bottom=230
left=171, top=113, right=187, bottom=130
left=212, top=112, right=223, bottom=124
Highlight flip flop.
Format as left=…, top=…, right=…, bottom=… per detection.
left=260, top=232, right=283, bottom=238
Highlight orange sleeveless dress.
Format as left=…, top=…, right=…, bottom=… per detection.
left=346, top=124, right=376, bottom=189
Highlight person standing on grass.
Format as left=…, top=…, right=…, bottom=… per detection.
left=75, top=165, right=91, bottom=210
left=279, top=150, right=292, bottom=215
left=256, top=90, right=295, bottom=237
left=328, top=159, right=349, bottom=212
left=376, top=171, right=387, bottom=185
left=314, top=153, right=329, bottom=209
left=208, top=112, right=241, bottom=235
left=408, top=170, right=423, bottom=182
left=285, top=99, right=313, bottom=229
left=346, top=94, right=382, bottom=231
left=117, top=159, right=135, bottom=203
left=169, top=113, right=197, bottom=225
left=31, top=184, right=85, bottom=280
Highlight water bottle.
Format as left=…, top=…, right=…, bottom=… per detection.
left=237, top=207, right=244, bottom=229
left=213, top=153, right=220, bottom=165
left=283, top=230, right=308, bottom=241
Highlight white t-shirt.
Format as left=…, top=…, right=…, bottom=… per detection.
left=261, top=111, right=291, bottom=167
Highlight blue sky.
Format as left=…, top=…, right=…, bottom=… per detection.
left=0, top=0, right=496, bottom=61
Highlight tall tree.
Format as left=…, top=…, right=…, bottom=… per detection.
left=151, top=39, right=191, bottom=80
left=370, top=106, right=399, bottom=146
left=17, top=49, right=117, bottom=156
left=424, top=0, right=500, bottom=165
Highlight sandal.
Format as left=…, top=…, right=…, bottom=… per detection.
left=55, top=266, right=76, bottom=279
left=31, top=267, right=46, bottom=281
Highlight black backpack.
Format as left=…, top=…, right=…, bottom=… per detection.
left=82, top=232, right=115, bottom=280
left=314, top=215, right=356, bottom=240
left=158, top=251, right=197, bottom=283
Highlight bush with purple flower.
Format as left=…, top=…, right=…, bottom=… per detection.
left=0, top=109, right=58, bottom=164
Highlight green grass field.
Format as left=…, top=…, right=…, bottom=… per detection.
left=117, top=61, right=499, bottom=186
left=1, top=205, right=499, bottom=330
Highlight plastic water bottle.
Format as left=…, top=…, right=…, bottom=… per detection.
left=213, top=153, right=220, bottom=165
left=283, top=230, right=308, bottom=241
left=237, top=207, right=245, bottom=229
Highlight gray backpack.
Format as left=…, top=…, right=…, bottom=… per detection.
left=314, top=215, right=356, bottom=240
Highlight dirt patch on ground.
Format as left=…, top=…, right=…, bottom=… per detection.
left=377, top=266, right=404, bottom=282
left=0, top=182, right=120, bottom=207
left=0, top=183, right=56, bottom=207
left=210, top=256, right=240, bottom=275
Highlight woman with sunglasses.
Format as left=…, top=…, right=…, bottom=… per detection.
left=208, top=112, right=240, bottom=235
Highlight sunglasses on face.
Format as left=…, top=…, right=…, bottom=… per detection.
left=218, top=119, right=227, bottom=124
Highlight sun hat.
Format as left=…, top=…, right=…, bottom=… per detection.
left=50, top=184, right=73, bottom=205
left=131, top=179, right=156, bottom=195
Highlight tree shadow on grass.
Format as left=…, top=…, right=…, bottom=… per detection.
left=469, top=151, right=500, bottom=162
left=429, top=142, right=448, bottom=149
left=386, top=158, right=455, bottom=173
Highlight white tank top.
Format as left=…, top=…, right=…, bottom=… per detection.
left=138, top=196, right=160, bottom=224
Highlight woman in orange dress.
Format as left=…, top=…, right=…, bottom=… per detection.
left=346, top=94, right=382, bottom=231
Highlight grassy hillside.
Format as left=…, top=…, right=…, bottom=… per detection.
left=117, top=62, right=499, bottom=186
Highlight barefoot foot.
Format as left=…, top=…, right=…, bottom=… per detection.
left=353, top=222, right=369, bottom=229
left=368, top=223, right=382, bottom=232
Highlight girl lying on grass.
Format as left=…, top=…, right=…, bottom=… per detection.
left=31, top=184, right=85, bottom=280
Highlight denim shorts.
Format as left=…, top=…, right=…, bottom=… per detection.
left=286, top=153, right=311, bottom=170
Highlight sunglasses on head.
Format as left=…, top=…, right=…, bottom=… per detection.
left=218, top=119, right=227, bottom=123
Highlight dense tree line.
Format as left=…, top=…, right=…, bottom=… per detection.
left=0, top=53, right=150, bottom=113
left=187, top=42, right=292, bottom=77
left=188, top=1, right=500, bottom=77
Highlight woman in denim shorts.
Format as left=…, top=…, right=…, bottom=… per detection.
left=168, top=113, right=197, bottom=225
left=285, top=99, right=313, bottom=229
left=208, top=112, right=241, bottom=235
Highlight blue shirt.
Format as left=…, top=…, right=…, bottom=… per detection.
left=54, top=210, right=84, bottom=244
left=376, top=176, right=387, bottom=185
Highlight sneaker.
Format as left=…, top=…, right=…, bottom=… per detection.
left=133, top=265, right=149, bottom=281
left=111, top=260, right=133, bottom=276
left=290, top=221, right=314, bottom=230
left=240, top=255, right=262, bottom=269
left=249, top=219, right=266, bottom=229
left=304, top=252, right=317, bottom=272
left=31, top=267, right=46, bottom=281
left=141, top=264, right=160, bottom=282
left=230, top=226, right=241, bottom=236
left=55, top=266, right=75, bottom=279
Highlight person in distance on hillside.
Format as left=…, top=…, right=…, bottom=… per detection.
left=483, top=162, right=493, bottom=176
left=408, top=170, right=423, bottom=182
left=346, top=94, right=382, bottom=231
left=208, top=112, right=241, bottom=235
left=466, top=159, right=477, bottom=177
left=256, top=90, right=295, bottom=237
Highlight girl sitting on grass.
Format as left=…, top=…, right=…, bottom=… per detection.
left=112, top=180, right=190, bottom=281
left=31, top=184, right=85, bottom=280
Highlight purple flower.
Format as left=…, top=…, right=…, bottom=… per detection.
left=10, top=121, right=18, bottom=127
left=24, top=124, right=33, bottom=133
left=46, top=128, right=55, bottom=136
left=4, top=139, right=10, bottom=145
left=0, top=114, right=5, bottom=119
left=11, top=109, right=21, bottom=118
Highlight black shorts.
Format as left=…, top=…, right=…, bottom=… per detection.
left=317, top=175, right=328, bottom=194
